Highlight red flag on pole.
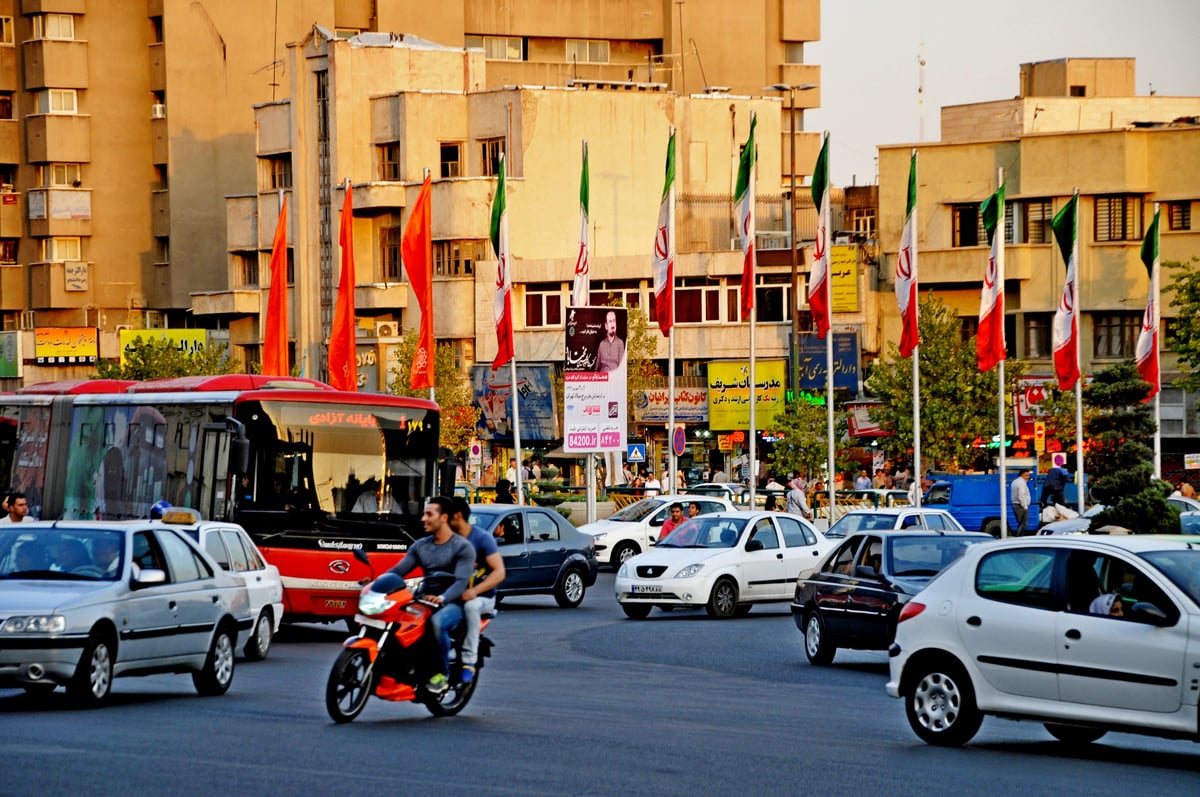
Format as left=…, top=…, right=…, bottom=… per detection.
left=402, top=175, right=434, bottom=390
left=328, top=181, right=359, bottom=391
left=261, top=193, right=289, bottom=376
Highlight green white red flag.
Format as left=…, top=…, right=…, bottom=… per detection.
left=490, top=154, right=513, bottom=368
left=652, top=130, right=675, bottom=337
left=571, top=141, right=590, bottom=307
left=1136, top=208, right=1161, bottom=400
left=808, top=133, right=830, bottom=338
left=735, top=114, right=757, bottom=320
left=1050, top=192, right=1080, bottom=390
left=977, top=184, right=1006, bottom=371
left=895, top=153, right=918, bottom=357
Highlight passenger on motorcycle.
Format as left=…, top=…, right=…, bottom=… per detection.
left=386, top=496, right=476, bottom=694
left=450, top=497, right=506, bottom=684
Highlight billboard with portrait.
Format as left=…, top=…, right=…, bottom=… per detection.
left=472, top=364, right=558, bottom=442
left=563, top=306, right=627, bottom=453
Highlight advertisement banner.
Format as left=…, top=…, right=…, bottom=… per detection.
left=797, top=331, right=859, bottom=393
left=707, top=360, right=786, bottom=431
left=472, top=364, right=558, bottom=442
left=830, top=245, right=859, bottom=313
left=0, top=330, right=21, bottom=378
left=119, top=329, right=209, bottom=364
left=35, top=327, right=98, bottom=365
left=563, top=306, right=627, bottom=452
left=634, top=387, right=708, bottom=423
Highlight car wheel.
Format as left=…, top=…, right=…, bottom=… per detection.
left=905, top=659, right=982, bottom=746
left=244, top=609, right=273, bottom=661
left=611, top=542, right=639, bottom=570
left=803, top=612, right=836, bottom=666
left=67, top=630, right=114, bottom=707
left=621, top=602, right=652, bottom=619
left=705, top=578, right=738, bottom=619
left=554, top=567, right=586, bottom=608
left=192, top=624, right=236, bottom=696
left=1044, top=723, right=1107, bottom=745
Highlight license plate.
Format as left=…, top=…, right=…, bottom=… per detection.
left=354, top=614, right=387, bottom=629
left=324, top=599, right=348, bottom=609
left=630, top=584, right=662, bottom=594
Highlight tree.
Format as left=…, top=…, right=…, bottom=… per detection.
left=1084, top=362, right=1176, bottom=534
left=386, top=329, right=480, bottom=456
left=865, top=295, right=1025, bottom=473
left=767, top=397, right=832, bottom=480
left=1165, top=257, right=1200, bottom=392
left=624, top=305, right=662, bottom=422
left=95, top=336, right=241, bottom=380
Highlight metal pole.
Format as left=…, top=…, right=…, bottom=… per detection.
left=789, top=89, right=799, bottom=397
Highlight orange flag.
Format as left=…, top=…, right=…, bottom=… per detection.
left=402, top=175, right=434, bottom=390
left=328, top=181, right=358, bottom=391
left=261, top=193, right=289, bottom=376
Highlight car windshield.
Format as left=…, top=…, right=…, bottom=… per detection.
left=468, top=510, right=505, bottom=533
left=1140, top=549, right=1200, bottom=606
left=889, top=536, right=987, bottom=577
left=608, top=498, right=667, bottom=522
left=0, top=528, right=124, bottom=581
left=656, top=516, right=747, bottom=548
left=825, top=513, right=899, bottom=539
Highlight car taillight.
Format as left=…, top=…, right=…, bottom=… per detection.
left=897, top=601, right=926, bottom=623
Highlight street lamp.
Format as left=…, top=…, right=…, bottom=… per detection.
left=763, top=82, right=817, bottom=397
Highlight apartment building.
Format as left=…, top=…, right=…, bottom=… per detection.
left=877, top=58, right=1200, bottom=468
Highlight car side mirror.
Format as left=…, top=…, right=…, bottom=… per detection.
left=132, top=568, right=167, bottom=588
left=649, top=517, right=664, bottom=527
left=745, top=539, right=764, bottom=552
left=1128, top=601, right=1171, bottom=625
left=854, top=565, right=879, bottom=580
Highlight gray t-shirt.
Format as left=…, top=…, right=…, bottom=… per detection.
left=387, top=532, right=476, bottom=603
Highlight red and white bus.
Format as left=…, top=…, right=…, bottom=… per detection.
left=0, top=375, right=442, bottom=623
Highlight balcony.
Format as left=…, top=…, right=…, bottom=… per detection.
left=0, top=119, right=18, bottom=164
left=0, top=191, right=21, bottom=238
left=148, top=42, right=165, bottom=92
left=0, top=264, right=26, bottom=311
left=255, top=102, right=290, bottom=155
left=30, top=259, right=92, bottom=309
left=225, top=195, right=258, bottom=250
left=151, top=189, right=169, bottom=237
left=355, top=283, right=408, bottom=312
left=771, top=65, right=822, bottom=109
left=27, top=187, right=91, bottom=237
left=151, top=116, right=167, bottom=164
left=0, top=47, right=17, bottom=92
left=23, top=39, right=89, bottom=90
left=781, top=0, right=821, bottom=42
left=191, top=289, right=262, bottom=318
left=22, top=0, right=87, bottom=13
left=25, top=113, right=90, bottom=163
left=350, top=182, right=407, bottom=215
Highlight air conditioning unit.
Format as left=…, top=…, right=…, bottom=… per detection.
left=150, top=104, right=166, bottom=119
left=374, top=321, right=398, bottom=338
left=115, top=324, right=132, bottom=332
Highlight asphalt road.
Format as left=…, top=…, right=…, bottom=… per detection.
left=3, top=573, right=1199, bottom=796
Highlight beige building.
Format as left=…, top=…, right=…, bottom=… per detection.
left=877, top=58, right=1200, bottom=462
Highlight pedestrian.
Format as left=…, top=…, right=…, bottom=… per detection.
left=786, top=480, right=811, bottom=520
left=1042, top=464, right=1069, bottom=508
left=494, top=478, right=516, bottom=504
left=644, top=470, right=662, bottom=497
left=854, top=470, right=871, bottom=490
left=1011, top=469, right=1032, bottom=535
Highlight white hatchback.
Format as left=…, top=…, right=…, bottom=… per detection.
left=615, top=511, right=834, bottom=619
left=887, top=535, right=1200, bottom=748
left=579, top=495, right=736, bottom=568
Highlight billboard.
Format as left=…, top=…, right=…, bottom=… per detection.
left=0, top=331, right=21, bottom=378
left=118, top=329, right=209, bottom=364
left=35, top=327, right=98, bottom=365
left=563, top=306, right=627, bottom=452
left=830, top=245, right=859, bottom=313
left=797, top=331, right=859, bottom=393
left=472, top=364, right=558, bottom=442
left=707, top=360, right=786, bottom=431
left=634, top=387, right=708, bottom=423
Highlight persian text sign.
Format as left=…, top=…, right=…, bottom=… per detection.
left=797, top=331, right=859, bottom=393
left=119, top=329, right=208, bottom=364
left=707, top=360, right=786, bottom=431
left=830, top=245, right=859, bottom=313
left=563, top=306, right=627, bottom=452
left=36, top=327, right=98, bottom=365
left=634, top=387, right=708, bottom=423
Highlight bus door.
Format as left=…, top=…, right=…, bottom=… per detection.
left=198, top=423, right=233, bottom=521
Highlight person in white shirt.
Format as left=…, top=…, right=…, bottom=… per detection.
left=1010, top=469, right=1032, bottom=536
left=0, top=492, right=34, bottom=524
left=786, top=483, right=811, bottom=519
left=644, top=471, right=662, bottom=497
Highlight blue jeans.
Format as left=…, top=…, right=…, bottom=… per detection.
left=429, top=602, right=464, bottom=674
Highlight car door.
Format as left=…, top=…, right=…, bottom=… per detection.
left=218, top=526, right=274, bottom=618
left=843, top=535, right=893, bottom=640
left=525, top=510, right=568, bottom=588
left=155, top=529, right=223, bottom=658
left=897, top=512, right=926, bottom=531
left=809, top=537, right=865, bottom=638
left=777, top=516, right=826, bottom=582
left=740, top=517, right=786, bottom=599
left=644, top=504, right=671, bottom=548
left=119, top=530, right=183, bottom=665
left=494, top=511, right=529, bottom=589
left=1055, top=550, right=1188, bottom=713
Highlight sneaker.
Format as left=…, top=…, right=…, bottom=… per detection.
left=426, top=673, right=449, bottom=695
left=460, top=664, right=476, bottom=684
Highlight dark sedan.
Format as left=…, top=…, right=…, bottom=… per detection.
left=468, top=504, right=599, bottom=608
left=791, top=530, right=992, bottom=665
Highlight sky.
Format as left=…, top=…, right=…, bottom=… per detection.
left=806, top=0, right=1200, bottom=186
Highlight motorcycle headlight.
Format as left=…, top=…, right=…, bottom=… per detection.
left=358, top=592, right=395, bottom=616
left=1, top=615, right=66, bottom=633
left=674, top=563, right=705, bottom=579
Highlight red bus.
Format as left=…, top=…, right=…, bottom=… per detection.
left=0, top=375, right=442, bottom=623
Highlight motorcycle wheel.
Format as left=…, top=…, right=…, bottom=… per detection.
left=326, top=648, right=373, bottom=723
left=422, top=666, right=478, bottom=717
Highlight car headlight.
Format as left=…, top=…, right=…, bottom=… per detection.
left=674, top=563, right=705, bottom=579
left=617, top=561, right=629, bottom=578
left=592, top=532, right=607, bottom=544
left=358, top=592, right=396, bottom=616
left=1, top=615, right=66, bottom=634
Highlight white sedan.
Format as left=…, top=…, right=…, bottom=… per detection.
left=615, top=511, right=834, bottom=619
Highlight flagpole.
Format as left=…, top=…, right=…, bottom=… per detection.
left=823, top=133, right=836, bottom=522
left=423, top=167, right=435, bottom=404
left=910, top=150, right=921, bottom=509
left=1152, top=201, right=1162, bottom=479
left=746, top=112, right=757, bottom=508
left=996, top=167, right=1008, bottom=538
left=1069, top=188, right=1083, bottom=512
left=668, top=329, right=676, bottom=495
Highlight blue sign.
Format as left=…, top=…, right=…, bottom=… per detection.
left=627, top=443, right=646, bottom=463
left=797, top=331, right=859, bottom=394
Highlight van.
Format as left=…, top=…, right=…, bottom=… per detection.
left=923, top=472, right=1084, bottom=536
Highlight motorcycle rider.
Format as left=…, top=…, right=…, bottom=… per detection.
left=449, top=497, right=506, bottom=684
left=386, top=496, right=476, bottom=695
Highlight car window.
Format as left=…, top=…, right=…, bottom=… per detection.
left=221, top=529, right=253, bottom=571
left=495, top=513, right=524, bottom=546
left=899, top=514, right=923, bottom=529
left=826, top=538, right=860, bottom=575
left=527, top=512, right=560, bottom=542
left=923, top=513, right=948, bottom=531
left=700, top=501, right=725, bottom=515
left=777, top=516, right=817, bottom=547
left=1066, top=550, right=1180, bottom=625
left=204, top=533, right=230, bottom=569
left=857, top=536, right=884, bottom=573
left=749, top=519, right=779, bottom=550
left=890, top=537, right=981, bottom=576
left=157, top=530, right=211, bottom=582
left=925, top=485, right=950, bottom=505
left=240, top=532, right=266, bottom=570
left=132, top=531, right=169, bottom=576
left=1141, top=549, right=1200, bottom=605
left=976, top=548, right=1058, bottom=610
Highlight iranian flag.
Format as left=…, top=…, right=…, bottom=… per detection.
left=735, top=113, right=757, bottom=320
left=808, top=133, right=830, bottom=338
left=652, top=130, right=675, bottom=337
left=491, top=154, right=514, bottom=368
left=1136, top=207, right=1161, bottom=400
left=1050, top=193, right=1080, bottom=390
left=895, top=153, right=918, bottom=357
left=571, top=141, right=590, bottom=307
left=977, top=184, right=1006, bottom=371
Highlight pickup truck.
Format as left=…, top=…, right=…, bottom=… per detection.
left=923, top=472, right=1085, bottom=536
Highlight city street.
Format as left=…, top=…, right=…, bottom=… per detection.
left=2, top=572, right=1198, bottom=797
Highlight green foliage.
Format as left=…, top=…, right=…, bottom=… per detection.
left=1165, top=258, right=1200, bottom=392
left=864, top=295, right=1024, bottom=472
left=768, top=397, right=833, bottom=480
left=1084, top=362, right=1177, bottom=534
left=94, top=336, right=241, bottom=380
left=623, top=304, right=661, bottom=418
left=386, top=329, right=480, bottom=455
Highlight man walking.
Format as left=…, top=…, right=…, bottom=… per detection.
left=1011, top=470, right=1032, bottom=536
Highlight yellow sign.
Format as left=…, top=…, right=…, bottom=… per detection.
left=829, top=245, right=859, bottom=313
left=35, top=327, right=98, bottom=365
left=118, top=329, right=209, bottom=364
left=707, top=360, right=786, bottom=431
left=1034, top=421, right=1046, bottom=453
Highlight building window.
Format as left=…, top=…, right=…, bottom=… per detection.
left=32, top=13, right=74, bottom=41
left=525, top=283, right=563, bottom=328
left=440, top=142, right=462, bottom=178
left=37, top=89, right=77, bottom=115
left=465, top=35, right=523, bottom=61
left=1069, top=85, right=1086, bottom=97
left=1013, top=198, right=1052, bottom=244
left=1167, top=201, right=1192, bottom=232
left=378, top=142, right=400, bottom=181
left=566, top=39, right=610, bottom=64
left=41, top=163, right=81, bottom=187
left=0, top=239, right=16, bottom=264
left=1025, top=313, right=1052, bottom=358
left=232, top=252, right=258, bottom=287
left=952, top=203, right=984, bottom=247
left=44, top=237, right=81, bottom=262
left=0, top=17, right=13, bottom=46
left=0, top=92, right=11, bottom=120
left=960, top=316, right=980, bottom=344
left=381, top=226, right=402, bottom=282
left=676, top=279, right=721, bottom=324
left=1093, top=312, right=1139, bottom=359
left=849, top=207, right=876, bottom=237
left=1094, top=194, right=1142, bottom=242
left=588, top=281, right=641, bottom=309
left=450, top=339, right=474, bottom=373
left=433, top=240, right=484, bottom=277
left=334, top=28, right=361, bottom=40
left=264, top=156, right=291, bottom=190
left=154, top=237, right=169, bottom=265
left=480, top=137, right=505, bottom=177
